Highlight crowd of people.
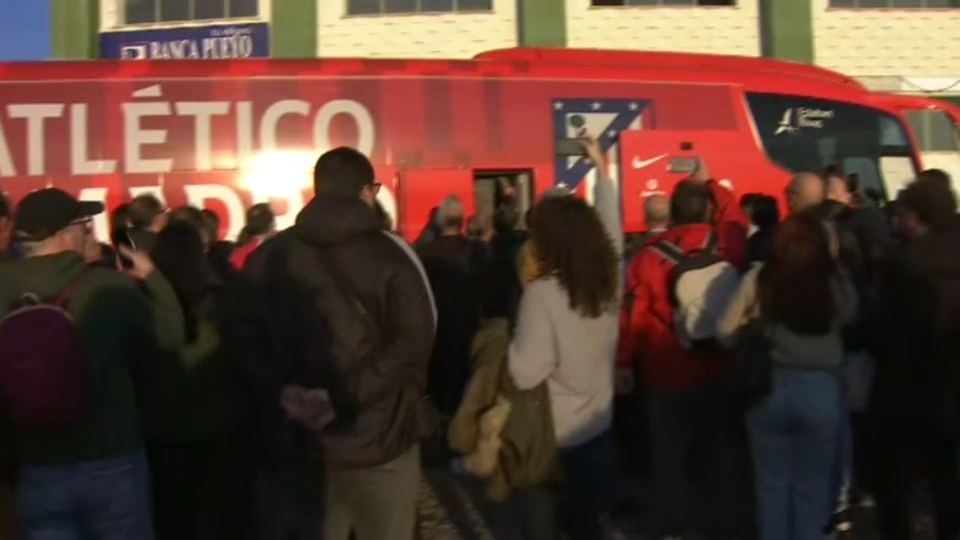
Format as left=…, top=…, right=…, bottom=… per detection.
left=0, top=136, right=958, bottom=540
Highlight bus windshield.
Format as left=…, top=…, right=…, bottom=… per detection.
left=746, top=92, right=918, bottom=202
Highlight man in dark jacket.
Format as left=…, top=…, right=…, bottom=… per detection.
left=820, top=169, right=891, bottom=290
left=243, top=147, right=437, bottom=540
left=417, top=195, right=485, bottom=418
left=484, top=199, right=526, bottom=322
left=871, top=177, right=960, bottom=540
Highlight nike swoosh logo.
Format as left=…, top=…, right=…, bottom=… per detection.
left=632, top=153, right=668, bottom=170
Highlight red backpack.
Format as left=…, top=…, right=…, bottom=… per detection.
left=0, top=276, right=89, bottom=429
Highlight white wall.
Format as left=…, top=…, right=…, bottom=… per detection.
left=813, top=0, right=960, bottom=78
left=565, top=0, right=760, bottom=57
left=316, top=0, right=516, bottom=58
left=100, top=0, right=271, bottom=31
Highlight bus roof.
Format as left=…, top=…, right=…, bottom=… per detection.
left=870, top=91, right=960, bottom=116
left=475, top=47, right=867, bottom=92
left=0, top=51, right=881, bottom=108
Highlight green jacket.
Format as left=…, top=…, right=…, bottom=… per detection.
left=139, top=294, right=242, bottom=444
left=0, top=252, right=185, bottom=466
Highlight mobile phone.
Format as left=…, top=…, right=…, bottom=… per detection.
left=555, top=138, right=586, bottom=157
left=111, top=227, right=137, bottom=270
left=668, top=157, right=700, bottom=174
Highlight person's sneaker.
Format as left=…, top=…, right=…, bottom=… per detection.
left=832, top=508, right=855, bottom=540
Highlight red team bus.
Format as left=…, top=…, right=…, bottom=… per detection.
left=0, top=48, right=925, bottom=243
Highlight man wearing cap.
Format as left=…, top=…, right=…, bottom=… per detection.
left=0, top=188, right=186, bottom=540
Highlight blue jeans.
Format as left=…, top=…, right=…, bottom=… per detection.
left=829, top=400, right=853, bottom=516
left=519, top=430, right=614, bottom=540
left=16, top=450, right=153, bottom=540
left=747, top=370, right=842, bottom=540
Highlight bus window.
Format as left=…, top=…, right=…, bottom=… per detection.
left=746, top=92, right=918, bottom=201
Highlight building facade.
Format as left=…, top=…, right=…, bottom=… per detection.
left=52, top=0, right=960, bottom=95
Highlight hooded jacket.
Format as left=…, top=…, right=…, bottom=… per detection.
left=617, top=180, right=749, bottom=390
left=0, top=252, right=184, bottom=466
left=243, top=195, right=437, bottom=468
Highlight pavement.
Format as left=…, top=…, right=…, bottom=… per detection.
left=415, top=466, right=937, bottom=540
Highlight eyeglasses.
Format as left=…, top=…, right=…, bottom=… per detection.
left=69, top=218, right=93, bottom=235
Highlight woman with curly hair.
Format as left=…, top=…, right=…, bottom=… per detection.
left=508, top=137, right=623, bottom=540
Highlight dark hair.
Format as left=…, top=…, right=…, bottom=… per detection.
left=917, top=168, right=952, bottom=190
left=494, top=200, right=520, bottom=233
left=670, top=180, right=713, bottom=225
left=823, top=163, right=844, bottom=180
left=758, top=212, right=840, bottom=335
left=313, top=147, right=375, bottom=197
left=91, top=243, right=116, bottom=269
left=128, top=194, right=165, bottom=228
left=899, top=176, right=958, bottom=229
left=529, top=196, right=618, bottom=318
left=168, top=205, right=204, bottom=229
left=846, top=173, right=861, bottom=194
left=0, top=192, right=9, bottom=219
left=752, top=195, right=780, bottom=229
left=111, top=203, right=130, bottom=235
left=740, top=193, right=761, bottom=212
left=237, top=203, right=276, bottom=246
left=466, top=215, right=483, bottom=238
left=739, top=193, right=763, bottom=224
left=199, top=209, right=220, bottom=242
left=151, top=221, right=207, bottom=343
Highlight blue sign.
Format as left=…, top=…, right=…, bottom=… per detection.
left=99, top=23, right=270, bottom=60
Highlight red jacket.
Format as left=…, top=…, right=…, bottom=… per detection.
left=617, top=180, right=749, bottom=390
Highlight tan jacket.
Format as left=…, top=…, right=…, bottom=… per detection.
left=447, top=318, right=560, bottom=502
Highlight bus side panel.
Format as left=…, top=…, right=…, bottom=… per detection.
left=0, top=76, right=759, bottom=241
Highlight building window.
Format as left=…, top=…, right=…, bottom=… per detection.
left=346, top=0, right=492, bottom=15
left=126, top=0, right=259, bottom=24
left=829, top=0, right=960, bottom=7
left=591, top=0, right=735, bottom=6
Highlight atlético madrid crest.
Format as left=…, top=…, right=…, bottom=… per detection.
left=552, top=98, right=651, bottom=191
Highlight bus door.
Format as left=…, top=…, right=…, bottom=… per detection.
left=396, top=168, right=474, bottom=242
left=618, top=129, right=753, bottom=233
left=903, top=104, right=960, bottom=182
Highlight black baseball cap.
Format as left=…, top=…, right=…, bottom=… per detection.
left=14, top=188, right=105, bottom=241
